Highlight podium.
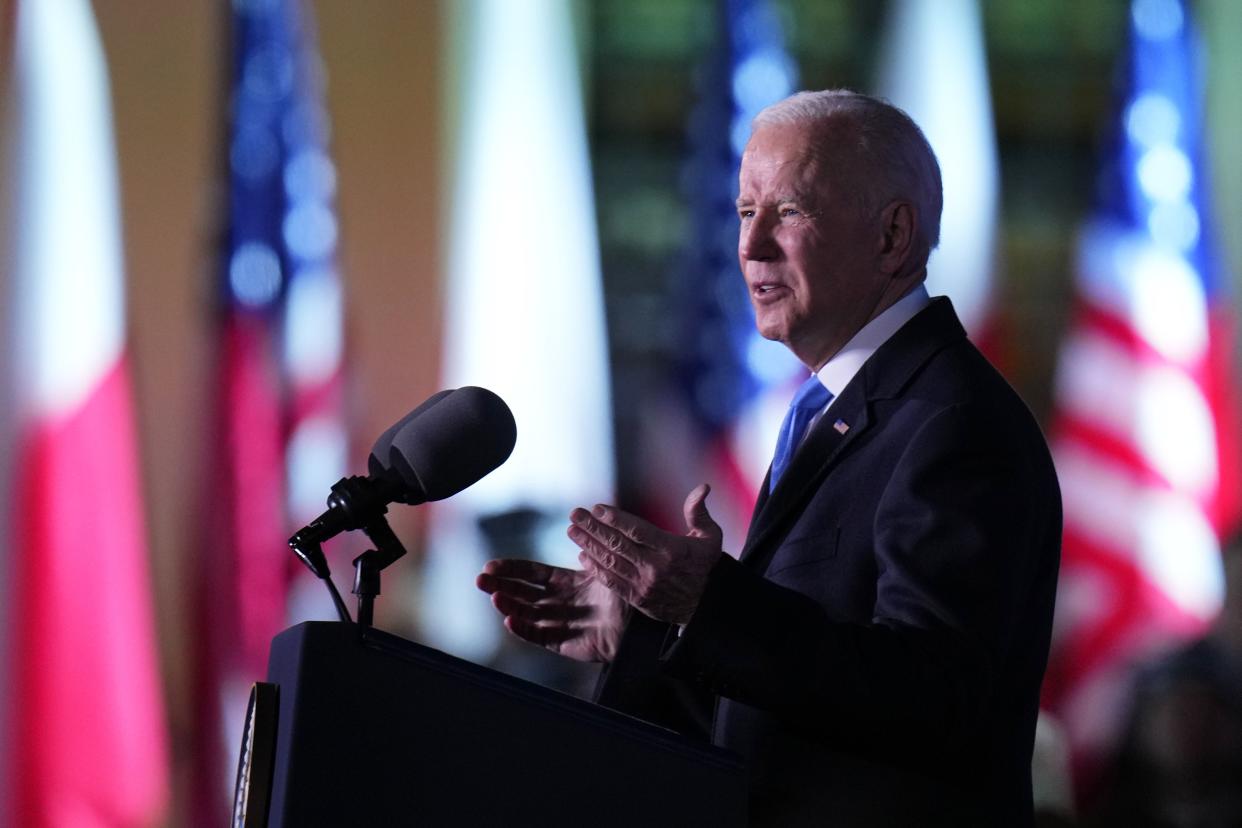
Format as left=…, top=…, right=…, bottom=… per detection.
left=243, top=622, right=746, bottom=827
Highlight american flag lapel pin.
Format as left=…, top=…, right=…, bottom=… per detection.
left=833, top=419, right=850, bottom=434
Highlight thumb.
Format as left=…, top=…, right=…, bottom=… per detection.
left=683, top=483, right=722, bottom=542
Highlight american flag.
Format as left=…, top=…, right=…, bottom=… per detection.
left=1041, top=0, right=1241, bottom=792
left=650, top=0, right=801, bottom=553
left=191, top=0, right=346, bottom=820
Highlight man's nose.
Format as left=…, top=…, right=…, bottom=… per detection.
left=739, top=214, right=778, bottom=261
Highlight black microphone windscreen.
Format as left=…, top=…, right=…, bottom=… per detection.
left=367, top=389, right=454, bottom=478
left=387, top=386, right=516, bottom=504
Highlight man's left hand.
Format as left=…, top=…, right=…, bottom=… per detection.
left=567, top=484, right=724, bottom=626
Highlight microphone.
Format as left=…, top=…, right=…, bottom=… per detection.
left=381, top=385, right=517, bottom=504
left=291, top=386, right=517, bottom=560
left=367, top=388, right=453, bottom=473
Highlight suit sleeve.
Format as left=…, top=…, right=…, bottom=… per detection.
left=592, top=611, right=714, bottom=739
left=660, top=401, right=1060, bottom=759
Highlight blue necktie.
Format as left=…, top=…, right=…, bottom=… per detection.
left=769, top=375, right=833, bottom=492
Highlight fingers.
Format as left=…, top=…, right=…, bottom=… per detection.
left=576, top=504, right=663, bottom=548
left=480, top=557, right=559, bottom=585
left=478, top=557, right=594, bottom=616
left=567, top=521, right=641, bottom=577
left=484, top=571, right=592, bottom=652
left=683, top=483, right=723, bottom=542
left=682, top=483, right=710, bottom=527
left=567, top=516, right=644, bottom=604
left=476, top=572, right=546, bottom=602
left=504, top=615, right=579, bottom=650
left=567, top=505, right=674, bottom=607
left=568, top=508, right=631, bottom=559
left=490, top=591, right=592, bottom=624
left=567, top=504, right=667, bottom=563
left=478, top=558, right=585, bottom=595
left=579, top=554, right=638, bottom=606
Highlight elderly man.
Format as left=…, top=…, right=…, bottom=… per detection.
left=478, top=89, right=1060, bottom=826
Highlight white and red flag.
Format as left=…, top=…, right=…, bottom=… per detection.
left=1, top=1, right=169, bottom=825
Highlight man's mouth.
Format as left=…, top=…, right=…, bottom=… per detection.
left=753, top=282, right=788, bottom=299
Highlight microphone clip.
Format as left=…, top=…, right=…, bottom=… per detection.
left=351, top=517, right=409, bottom=629
left=324, top=474, right=392, bottom=530
left=288, top=475, right=405, bottom=627
left=288, top=498, right=409, bottom=628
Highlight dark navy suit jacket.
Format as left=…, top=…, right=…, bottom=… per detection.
left=596, top=298, right=1061, bottom=827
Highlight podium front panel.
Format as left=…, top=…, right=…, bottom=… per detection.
left=263, top=621, right=746, bottom=827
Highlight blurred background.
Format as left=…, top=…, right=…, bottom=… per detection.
left=3, top=0, right=1242, bottom=825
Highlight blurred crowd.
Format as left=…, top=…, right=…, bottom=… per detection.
left=1037, top=538, right=1242, bottom=827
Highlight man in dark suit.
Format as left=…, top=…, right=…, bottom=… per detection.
left=477, top=89, right=1061, bottom=826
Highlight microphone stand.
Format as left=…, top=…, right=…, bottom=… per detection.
left=352, top=515, right=408, bottom=629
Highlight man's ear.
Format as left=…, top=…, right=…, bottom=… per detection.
left=876, top=200, right=918, bottom=276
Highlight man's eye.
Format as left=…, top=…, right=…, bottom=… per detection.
left=738, top=209, right=755, bottom=220
left=780, top=207, right=801, bottom=218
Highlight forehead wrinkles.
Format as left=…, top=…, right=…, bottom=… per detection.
left=740, top=144, right=826, bottom=206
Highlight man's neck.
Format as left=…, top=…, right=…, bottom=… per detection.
left=812, top=284, right=931, bottom=395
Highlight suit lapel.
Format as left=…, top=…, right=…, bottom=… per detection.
left=739, top=297, right=967, bottom=566
left=740, top=380, right=871, bottom=562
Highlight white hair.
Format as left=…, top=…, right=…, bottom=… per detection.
left=753, top=89, right=943, bottom=260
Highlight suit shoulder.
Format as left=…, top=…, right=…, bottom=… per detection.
left=898, top=342, right=1057, bottom=481
left=916, top=339, right=1036, bottom=421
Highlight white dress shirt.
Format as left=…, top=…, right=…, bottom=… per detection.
left=806, top=284, right=932, bottom=436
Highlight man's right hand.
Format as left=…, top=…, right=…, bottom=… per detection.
left=476, top=559, right=627, bottom=663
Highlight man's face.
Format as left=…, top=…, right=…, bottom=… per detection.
left=736, top=121, right=890, bottom=370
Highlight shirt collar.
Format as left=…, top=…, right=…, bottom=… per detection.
left=814, top=284, right=931, bottom=400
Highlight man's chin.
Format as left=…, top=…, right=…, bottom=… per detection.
left=753, top=318, right=789, bottom=345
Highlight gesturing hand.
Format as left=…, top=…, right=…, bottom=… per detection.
left=476, top=559, right=627, bottom=663
left=568, top=484, right=724, bottom=626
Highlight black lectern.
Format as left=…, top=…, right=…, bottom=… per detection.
left=248, top=622, right=746, bottom=827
